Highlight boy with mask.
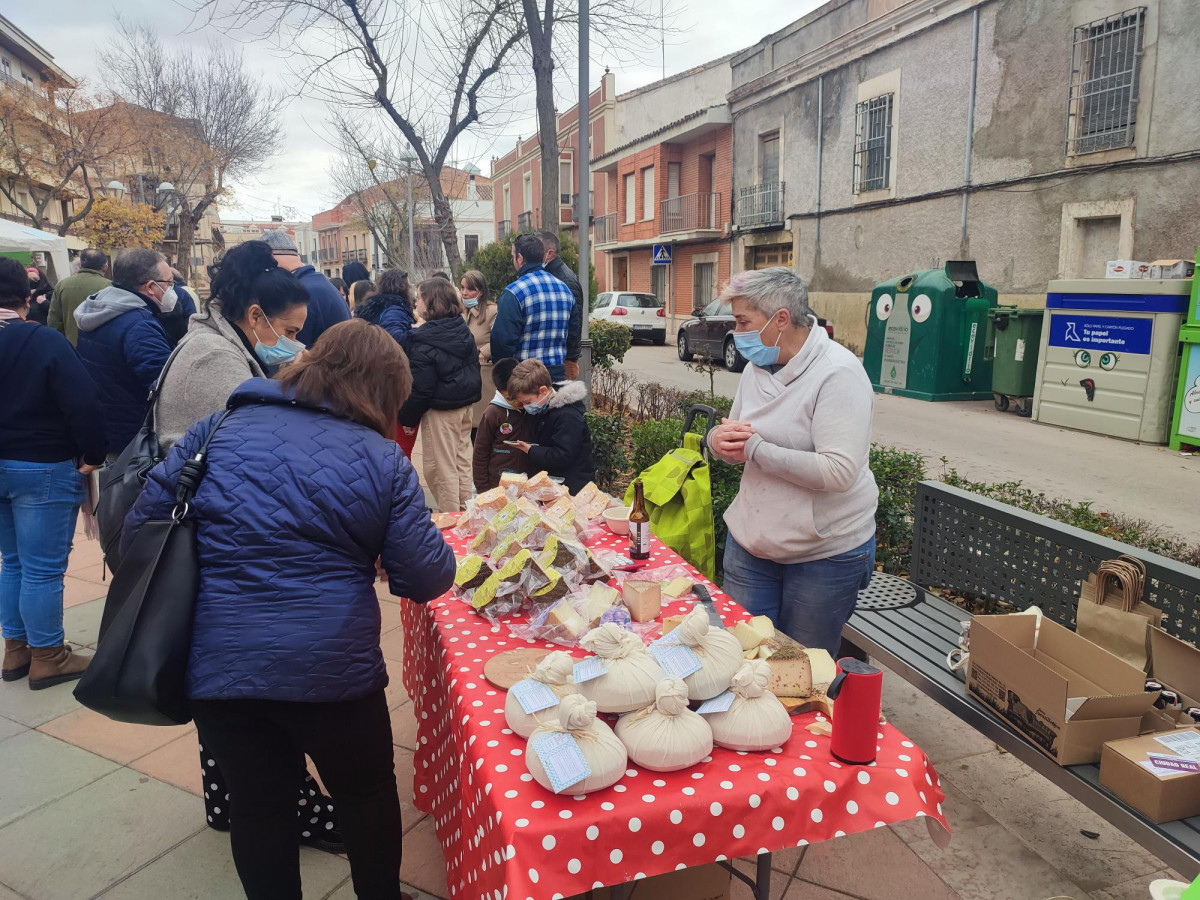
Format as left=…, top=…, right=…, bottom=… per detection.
left=505, top=358, right=595, bottom=494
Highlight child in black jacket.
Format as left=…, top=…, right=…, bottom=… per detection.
left=506, top=359, right=595, bottom=494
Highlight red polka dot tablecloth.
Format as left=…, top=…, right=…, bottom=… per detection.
left=399, top=532, right=948, bottom=900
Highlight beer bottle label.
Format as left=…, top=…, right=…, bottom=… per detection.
left=630, top=521, right=651, bottom=555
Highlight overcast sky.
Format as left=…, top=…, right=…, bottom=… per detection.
left=24, top=0, right=823, bottom=221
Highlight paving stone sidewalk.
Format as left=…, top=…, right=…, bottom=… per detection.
left=0, top=520, right=1181, bottom=899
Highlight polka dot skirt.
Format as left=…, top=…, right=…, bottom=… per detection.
left=201, top=749, right=339, bottom=839
left=399, top=532, right=948, bottom=900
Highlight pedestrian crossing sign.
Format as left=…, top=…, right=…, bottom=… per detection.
left=652, top=244, right=672, bottom=265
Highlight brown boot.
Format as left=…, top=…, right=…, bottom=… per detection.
left=29, top=645, right=90, bottom=691
left=2, top=639, right=31, bottom=682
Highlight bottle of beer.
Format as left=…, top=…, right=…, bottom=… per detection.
left=629, top=478, right=651, bottom=560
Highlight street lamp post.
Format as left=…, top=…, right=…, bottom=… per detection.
left=101, top=180, right=127, bottom=202
left=577, top=0, right=593, bottom=396
left=400, top=153, right=417, bottom=275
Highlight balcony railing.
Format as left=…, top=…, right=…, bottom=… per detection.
left=594, top=213, right=617, bottom=245
left=660, top=192, right=721, bottom=235
left=498, top=220, right=513, bottom=239
left=517, top=211, right=534, bottom=232
left=735, top=182, right=785, bottom=229
left=0, top=71, right=48, bottom=99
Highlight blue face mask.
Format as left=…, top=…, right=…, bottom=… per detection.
left=253, top=314, right=305, bottom=367
left=732, top=316, right=783, bottom=368
left=463, top=297, right=479, bottom=309
left=524, top=394, right=550, bottom=415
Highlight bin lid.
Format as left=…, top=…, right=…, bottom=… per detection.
left=1046, top=279, right=1189, bottom=313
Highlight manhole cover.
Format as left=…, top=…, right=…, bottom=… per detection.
left=857, top=573, right=921, bottom=611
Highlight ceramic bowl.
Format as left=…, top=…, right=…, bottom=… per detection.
left=603, top=506, right=631, bottom=536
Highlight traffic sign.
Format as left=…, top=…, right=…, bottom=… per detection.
left=652, top=244, right=672, bottom=265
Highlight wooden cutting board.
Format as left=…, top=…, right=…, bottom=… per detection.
left=483, top=648, right=551, bottom=690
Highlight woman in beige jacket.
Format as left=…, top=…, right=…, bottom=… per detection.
left=460, top=269, right=497, bottom=435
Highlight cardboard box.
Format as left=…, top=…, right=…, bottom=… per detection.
left=966, top=615, right=1158, bottom=765
left=1143, top=627, right=1200, bottom=733
left=1100, top=729, right=1200, bottom=823
left=1149, top=259, right=1196, bottom=280
left=1105, top=259, right=1151, bottom=278
left=580, top=863, right=731, bottom=900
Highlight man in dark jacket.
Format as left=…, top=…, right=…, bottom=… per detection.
left=489, top=234, right=573, bottom=382
left=24, top=266, right=53, bottom=325
left=260, top=229, right=349, bottom=348
left=506, top=358, right=595, bottom=494
left=540, top=231, right=583, bottom=381
left=74, top=249, right=174, bottom=458
left=48, top=248, right=110, bottom=345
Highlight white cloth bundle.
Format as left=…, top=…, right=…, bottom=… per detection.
left=673, top=605, right=745, bottom=701
left=504, top=650, right=577, bottom=739
left=706, top=660, right=793, bottom=751
left=615, top=677, right=713, bottom=772
left=575, top=623, right=665, bottom=713
left=526, top=694, right=628, bottom=793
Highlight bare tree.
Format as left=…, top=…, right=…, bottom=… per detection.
left=100, top=20, right=284, bottom=279
left=0, top=82, right=128, bottom=236
left=193, top=0, right=531, bottom=272
left=519, top=0, right=677, bottom=234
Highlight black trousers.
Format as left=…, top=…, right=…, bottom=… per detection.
left=191, top=690, right=402, bottom=900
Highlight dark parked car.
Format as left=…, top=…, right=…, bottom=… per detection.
left=676, top=299, right=834, bottom=372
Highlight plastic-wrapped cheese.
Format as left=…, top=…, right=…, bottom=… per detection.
left=706, top=660, right=793, bottom=752
left=526, top=694, right=627, bottom=793
left=673, top=605, right=745, bottom=701
left=504, top=650, right=576, bottom=739
left=615, top=677, right=713, bottom=772
left=575, top=623, right=665, bottom=713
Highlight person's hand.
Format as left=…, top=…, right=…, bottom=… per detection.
left=710, top=418, right=755, bottom=463
left=564, top=360, right=580, bottom=380
left=78, top=463, right=98, bottom=476
left=512, top=440, right=533, bottom=453
left=375, top=556, right=387, bottom=582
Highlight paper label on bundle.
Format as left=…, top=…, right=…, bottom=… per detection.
left=696, top=691, right=736, bottom=715
left=530, top=731, right=592, bottom=793
left=650, top=642, right=702, bottom=679
left=1154, top=731, right=1200, bottom=761
left=573, top=657, right=608, bottom=683
left=511, top=679, right=561, bottom=715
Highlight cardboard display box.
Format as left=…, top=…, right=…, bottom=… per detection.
left=1143, top=627, right=1200, bottom=733
left=1100, top=729, right=1200, bottom=823
left=1105, top=259, right=1150, bottom=278
left=967, top=615, right=1158, bottom=765
left=579, top=863, right=731, bottom=900
left=1148, top=259, right=1196, bottom=280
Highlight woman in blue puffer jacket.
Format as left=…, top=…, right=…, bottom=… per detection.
left=124, top=318, right=455, bottom=900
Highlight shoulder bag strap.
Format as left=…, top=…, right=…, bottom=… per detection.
left=171, top=408, right=235, bottom=518
left=145, top=336, right=194, bottom=435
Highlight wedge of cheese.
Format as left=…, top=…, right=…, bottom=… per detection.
left=662, top=577, right=695, bottom=599
left=500, top=472, right=529, bottom=491
left=580, top=583, right=620, bottom=626
left=662, top=614, right=686, bottom=636
left=766, top=644, right=813, bottom=698
left=747, top=615, right=775, bottom=642
left=732, top=621, right=765, bottom=652
left=622, top=580, right=662, bottom=623
left=546, top=600, right=588, bottom=640
left=804, top=648, right=837, bottom=687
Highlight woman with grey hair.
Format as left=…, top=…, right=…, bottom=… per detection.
left=709, top=267, right=878, bottom=658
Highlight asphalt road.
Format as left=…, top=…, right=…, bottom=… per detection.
left=614, top=342, right=1200, bottom=540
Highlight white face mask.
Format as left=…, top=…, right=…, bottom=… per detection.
left=158, top=286, right=179, bottom=313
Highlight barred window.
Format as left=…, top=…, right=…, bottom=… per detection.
left=854, top=94, right=893, bottom=194
left=1067, top=8, right=1146, bottom=155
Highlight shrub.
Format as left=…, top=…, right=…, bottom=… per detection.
left=463, top=230, right=598, bottom=307
left=869, top=444, right=927, bottom=575
left=590, top=320, right=632, bottom=371
left=585, top=410, right=630, bottom=496
left=676, top=390, right=733, bottom=420
left=630, top=417, right=684, bottom=475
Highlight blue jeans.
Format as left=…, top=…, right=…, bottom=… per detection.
left=721, top=535, right=876, bottom=658
left=0, top=459, right=83, bottom=647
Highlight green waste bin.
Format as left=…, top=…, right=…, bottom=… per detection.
left=864, top=260, right=998, bottom=401
left=985, top=307, right=1045, bottom=416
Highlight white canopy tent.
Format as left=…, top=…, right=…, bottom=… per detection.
left=0, top=218, right=71, bottom=284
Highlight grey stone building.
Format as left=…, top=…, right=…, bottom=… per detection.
left=728, top=0, right=1200, bottom=351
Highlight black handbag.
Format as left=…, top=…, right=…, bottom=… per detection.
left=75, top=409, right=233, bottom=726
left=96, top=340, right=189, bottom=571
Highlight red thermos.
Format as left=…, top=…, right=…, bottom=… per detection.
left=827, top=658, right=883, bottom=765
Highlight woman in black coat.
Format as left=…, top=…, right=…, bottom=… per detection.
left=399, top=278, right=481, bottom=513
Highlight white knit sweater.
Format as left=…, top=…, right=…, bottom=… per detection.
left=711, top=323, right=879, bottom=564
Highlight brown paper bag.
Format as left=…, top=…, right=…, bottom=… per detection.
left=1075, top=556, right=1161, bottom=671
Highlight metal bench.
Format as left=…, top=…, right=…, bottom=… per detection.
left=846, top=480, right=1200, bottom=879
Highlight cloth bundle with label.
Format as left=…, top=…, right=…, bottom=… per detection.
left=574, top=623, right=666, bottom=713
left=705, top=660, right=793, bottom=752
left=671, top=605, right=745, bottom=701
left=525, top=694, right=627, bottom=794
left=614, top=676, right=714, bottom=771
left=504, top=651, right=577, bottom=738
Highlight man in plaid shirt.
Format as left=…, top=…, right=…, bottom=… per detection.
left=490, top=233, right=575, bottom=382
